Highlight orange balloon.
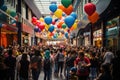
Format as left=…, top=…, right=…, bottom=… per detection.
left=58, top=5, right=73, bottom=15
left=70, top=26, right=74, bottom=31
left=58, top=5, right=65, bottom=11
left=88, top=11, right=99, bottom=23
left=64, top=5, right=73, bottom=15
left=57, top=21, right=64, bottom=28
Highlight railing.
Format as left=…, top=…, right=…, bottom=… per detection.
left=0, top=9, right=35, bottom=30
left=17, top=13, right=34, bottom=29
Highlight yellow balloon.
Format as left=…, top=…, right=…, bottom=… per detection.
left=72, top=23, right=77, bottom=30
left=45, top=24, right=50, bottom=31
left=54, top=9, right=63, bottom=18
left=39, top=17, right=44, bottom=22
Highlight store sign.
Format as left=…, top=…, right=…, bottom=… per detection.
left=22, top=23, right=34, bottom=34
left=83, top=32, right=90, bottom=36
left=93, top=29, right=102, bottom=38
left=106, top=27, right=118, bottom=36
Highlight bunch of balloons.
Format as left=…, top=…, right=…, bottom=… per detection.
left=32, top=0, right=79, bottom=39
left=84, top=3, right=99, bottom=23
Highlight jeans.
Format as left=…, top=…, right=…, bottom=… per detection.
left=44, top=69, right=51, bottom=80
left=32, top=69, right=40, bottom=80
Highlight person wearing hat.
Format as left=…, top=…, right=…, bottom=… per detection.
left=69, top=67, right=78, bottom=80
left=43, top=50, right=52, bottom=80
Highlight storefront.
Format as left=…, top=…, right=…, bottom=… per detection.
left=105, top=17, right=119, bottom=50
left=22, top=21, right=34, bottom=46
left=93, top=29, right=102, bottom=47
left=83, top=32, right=90, bottom=46
left=0, top=24, right=18, bottom=48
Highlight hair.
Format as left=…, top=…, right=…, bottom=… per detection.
left=34, top=50, right=40, bottom=56
left=21, top=54, right=27, bottom=61
left=8, top=49, right=13, bottom=56
left=79, top=52, right=84, bottom=57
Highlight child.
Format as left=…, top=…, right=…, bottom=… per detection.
left=69, top=67, right=78, bottom=80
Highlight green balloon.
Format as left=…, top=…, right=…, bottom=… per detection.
left=62, top=23, right=67, bottom=29
left=61, top=0, right=72, bottom=8
left=10, top=11, right=16, bottom=17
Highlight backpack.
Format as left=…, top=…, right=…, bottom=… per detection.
left=44, top=58, right=51, bottom=70
left=31, top=56, right=41, bottom=70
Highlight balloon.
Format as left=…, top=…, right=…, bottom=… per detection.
left=62, top=23, right=67, bottom=29
left=72, top=23, right=77, bottom=30
left=1, top=5, right=7, bottom=11
left=70, top=26, right=74, bottom=31
left=49, top=3, right=57, bottom=12
left=38, top=23, right=45, bottom=31
left=84, top=3, right=96, bottom=16
left=88, top=11, right=99, bottom=23
left=52, top=21, right=56, bottom=25
left=39, top=17, right=44, bottom=22
left=70, top=12, right=77, bottom=19
left=54, top=9, right=63, bottom=18
left=58, top=5, right=65, bottom=11
left=64, top=16, right=75, bottom=28
left=10, top=10, right=16, bottom=17
left=64, top=5, right=73, bottom=15
left=49, top=32, right=54, bottom=36
left=36, top=21, right=40, bottom=27
left=44, top=16, right=52, bottom=25
left=61, top=0, right=72, bottom=8
left=48, top=25, right=55, bottom=32
left=6, top=9, right=11, bottom=14
left=57, top=21, right=64, bottom=28
left=45, top=24, right=50, bottom=31
left=34, top=27, right=39, bottom=32
left=32, top=17, right=37, bottom=21
left=65, top=32, right=68, bottom=38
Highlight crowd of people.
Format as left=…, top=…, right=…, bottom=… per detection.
left=0, top=44, right=120, bottom=80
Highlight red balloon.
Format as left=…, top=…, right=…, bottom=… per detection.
left=52, top=21, right=56, bottom=25
left=38, top=23, right=45, bottom=31
left=84, top=3, right=96, bottom=16
left=32, top=17, right=37, bottom=21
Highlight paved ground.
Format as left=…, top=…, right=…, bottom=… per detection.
left=39, top=71, right=66, bottom=80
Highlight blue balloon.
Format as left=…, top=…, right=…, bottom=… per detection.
left=48, top=25, right=54, bottom=32
left=34, top=27, right=39, bottom=32
left=70, top=12, right=77, bottom=19
left=53, top=35, right=57, bottom=38
left=65, top=32, right=68, bottom=38
left=1, top=5, right=7, bottom=11
left=49, top=3, right=57, bottom=12
left=44, top=16, right=52, bottom=25
left=64, top=16, right=75, bottom=28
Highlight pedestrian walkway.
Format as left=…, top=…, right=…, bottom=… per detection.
left=38, top=71, right=65, bottom=80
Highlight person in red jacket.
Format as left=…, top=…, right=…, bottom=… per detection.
left=74, top=52, right=91, bottom=80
